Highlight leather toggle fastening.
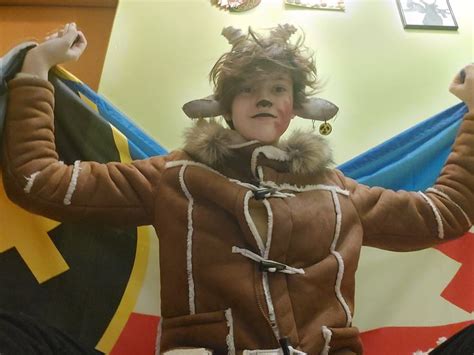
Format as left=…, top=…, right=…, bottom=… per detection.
left=259, top=259, right=287, bottom=273
left=253, top=187, right=277, bottom=200
left=279, top=337, right=291, bottom=355
left=232, top=246, right=305, bottom=275
left=279, top=337, right=307, bottom=355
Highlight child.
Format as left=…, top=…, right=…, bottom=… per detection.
left=2, top=23, right=473, bottom=355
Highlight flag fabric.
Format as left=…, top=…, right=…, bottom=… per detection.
left=0, top=44, right=164, bottom=354
left=1, top=43, right=472, bottom=354
left=339, top=103, right=474, bottom=354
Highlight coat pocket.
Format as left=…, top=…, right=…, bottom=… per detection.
left=161, top=309, right=232, bottom=354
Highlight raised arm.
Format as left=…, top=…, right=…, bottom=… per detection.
left=2, top=23, right=169, bottom=226
left=342, top=64, right=474, bottom=251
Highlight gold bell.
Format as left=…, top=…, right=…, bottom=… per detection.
left=319, top=121, right=332, bottom=136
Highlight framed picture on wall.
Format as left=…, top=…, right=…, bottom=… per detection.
left=285, top=0, right=345, bottom=11
left=396, top=0, right=458, bottom=30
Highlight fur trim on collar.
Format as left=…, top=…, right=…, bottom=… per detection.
left=281, top=129, right=333, bottom=175
left=183, top=119, right=333, bottom=176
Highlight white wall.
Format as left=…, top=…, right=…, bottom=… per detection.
left=100, top=0, right=473, bottom=164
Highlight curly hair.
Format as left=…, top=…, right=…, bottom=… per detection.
left=209, top=25, right=320, bottom=117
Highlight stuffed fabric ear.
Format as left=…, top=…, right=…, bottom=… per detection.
left=182, top=95, right=223, bottom=119
left=294, top=98, right=339, bottom=121
left=182, top=95, right=339, bottom=121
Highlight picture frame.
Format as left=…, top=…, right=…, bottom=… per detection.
left=285, top=0, right=345, bottom=11
left=396, top=0, right=458, bottom=30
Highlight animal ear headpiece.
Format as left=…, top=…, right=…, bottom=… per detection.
left=182, top=25, right=339, bottom=133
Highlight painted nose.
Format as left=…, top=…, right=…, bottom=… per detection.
left=257, top=99, right=272, bottom=108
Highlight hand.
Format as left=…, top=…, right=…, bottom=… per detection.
left=21, top=23, right=87, bottom=80
left=449, top=63, right=474, bottom=113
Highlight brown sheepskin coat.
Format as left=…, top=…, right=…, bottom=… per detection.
left=2, top=77, right=474, bottom=354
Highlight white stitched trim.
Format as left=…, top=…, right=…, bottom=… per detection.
left=257, top=166, right=264, bottom=182
left=251, top=146, right=289, bottom=178
left=331, top=250, right=352, bottom=326
left=154, top=317, right=162, bottom=355
left=165, top=160, right=225, bottom=177
left=179, top=165, right=196, bottom=315
left=229, top=180, right=295, bottom=199
left=163, top=349, right=212, bottom=355
left=262, top=199, right=273, bottom=259
left=258, top=168, right=349, bottom=196
left=330, top=190, right=342, bottom=250
left=418, top=191, right=444, bottom=239
left=228, top=140, right=260, bottom=149
left=320, top=326, right=332, bottom=355
left=242, top=348, right=306, bottom=354
left=232, top=247, right=305, bottom=275
left=262, top=180, right=350, bottom=196
left=329, top=191, right=353, bottom=326
left=427, top=187, right=472, bottom=227
left=168, top=161, right=293, bottom=198
left=288, top=347, right=306, bottom=355
left=63, top=160, right=81, bottom=205
left=271, top=191, right=296, bottom=198
left=242, top=190, right=281, bottom=338
left=243, top=191, right=266, bottom=254
left=166, top=160, right=345, bottom=199
left=262, top=272, right=279, bottom=338
left=243, top=350, right=281, bottom=355
left=262, top=196, right=279, bottom=339
left=225, top=308, right=236, bottom=355
left=229, top=179, right=261, bottom=190
left=24, top=171, right=40, bottom=193
left=436, top=336, right=447, bottom=346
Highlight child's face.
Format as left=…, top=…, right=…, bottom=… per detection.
left=229, top=71, right=295, bottom=144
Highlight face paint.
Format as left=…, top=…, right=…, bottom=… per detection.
left=230, top=72, right=295, bottom=144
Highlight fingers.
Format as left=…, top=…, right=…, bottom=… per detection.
left=63, top=22, right=79, bottom=45
left=450, top=64, right=470, bottom=87
left=43, top=22, right=77, bottom=42
left=449, top=72, right=462, bottom=94
left=452, top=64, right=472, bottom=84
left=76, top=31, right=87, bottom=49
left=449, top=64, right=474, bottom=111
left=464, top=63, right=474, bottom=77
left=44, top=32, right=59, bottom=41
left=44, top=27, right=60, bottom=41
left=69, top=31, right=88, bottom=59
left=449, top=77, right=461, bottom=96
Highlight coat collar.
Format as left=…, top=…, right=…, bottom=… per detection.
left=182, top=119, right=333, bottom=181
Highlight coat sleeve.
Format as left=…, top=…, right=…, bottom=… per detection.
left=337, top=112, right=474, bottom=251
left=2, top=76, right=170, bottom=226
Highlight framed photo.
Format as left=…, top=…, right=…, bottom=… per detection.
left=285, top=0, right=345, bottom=11
left=396, top=0, right=458, bottom=30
